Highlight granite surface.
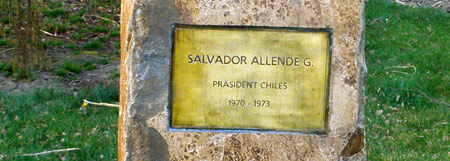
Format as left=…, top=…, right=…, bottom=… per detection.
left=120, top=0, right=366, bottom=160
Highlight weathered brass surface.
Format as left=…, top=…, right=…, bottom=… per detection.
left=170, top=25, right=331, bottom=133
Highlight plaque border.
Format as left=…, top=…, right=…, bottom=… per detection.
left=167, top=23, right=333, bottom=135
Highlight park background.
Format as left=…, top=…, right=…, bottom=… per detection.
left=0, top=0, right=448, bottom=160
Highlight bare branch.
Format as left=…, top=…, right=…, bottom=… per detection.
left=385, top=65, right=417, bottom=75
left=0, top=148, right=80, bottom=158
left=83, top=99, right=119, bottom=108
left=40, top=30, right=63, bottom=38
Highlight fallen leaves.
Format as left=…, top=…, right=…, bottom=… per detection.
left=376, top=110, right=383, bottom=116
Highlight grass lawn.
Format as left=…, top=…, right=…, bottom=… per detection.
left=0, top=86, right=119, bottom=160
left=365, top=0, right=449, bottom=160
left=0, top=0, right=448, bottom=160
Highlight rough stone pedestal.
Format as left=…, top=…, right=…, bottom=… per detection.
left=119, top=0, right=366, bottom=160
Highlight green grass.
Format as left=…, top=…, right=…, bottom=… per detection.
left=13, top=68, right=33, bottom=80
left=66, top=43, right=78, bottom=49
left=83, top=41, right=103, bottom=50
left=0, top=39, right=8, bottom=47
left=83, top=62, right=97, bottom=70
left=44, top=19, right=68, bottom=34
left=109, top=29, right=120, bottom=38
left=100, top=20, right=112, bottom=26
left=97, top=59, right=110, bottom=65
left=61, top=60, right=82, bottom=74
left=98, top=36, right=109, bottom=42
left=0, top=62, right=31, bottom=79
left=72, top=33, right=86, bottom=41
left=92, top=26, right=109, bottom=33
left=3, top=28, right=11, bottom=35
left=110, top=69, right=119, bottom=79
left=54, top=69, right=68, bottom=77
left=0, top=61, right=13, bottom=77
left=113, top=49, right=120, bottom=55
left=69, top=14, right=84, bottom=24
left=0, top=0, right=448, bottom=160
left=47, top=1, right=64, bottom=9
left=90, top=0, right=120, bottom=8
left=43, top=8, right=68, bottom=18
left=42, top=39, right=64, bottom=48
left=365, top=0, right=449, bottom=160
left=0, top=85, right=119, bottom=160
left=0, top=17, right=9, bottom=24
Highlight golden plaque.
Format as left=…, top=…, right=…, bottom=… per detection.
left=169, top=24, right=331, bottom=133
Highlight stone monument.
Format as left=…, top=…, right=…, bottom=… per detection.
left=119, top=0, right=366, bottom=160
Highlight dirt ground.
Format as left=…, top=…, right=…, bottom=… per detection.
left=0, top=49, right=119, bottom=93
left=0, top=0, right=120, bottom=93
